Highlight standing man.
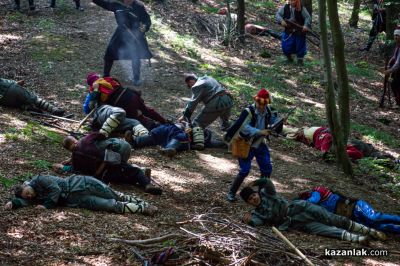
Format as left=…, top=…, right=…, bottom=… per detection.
left=13, top=0, right=35, bottom=10
left=276, top=0, right=311, bottom=65
left=180, top=74, right=233, bottom=150
left=225, top=88, right=281, bottom=202
left=384, top=28, right=400, bottom=107
left=93, top=0, right=152, bottom=86
left=0, top=78, right=64, bottom=116
left=360, top=0, right=386, bottom=52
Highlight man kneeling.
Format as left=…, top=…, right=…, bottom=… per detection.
left=4, top=174, right=157, bottom=215
left=240, top=178, right=386, bottom=245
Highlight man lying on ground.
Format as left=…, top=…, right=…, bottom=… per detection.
left=4, top=174, right=157, bottom=215
left=297, top=186, right=400, bottom=234
left=127, top=121, right=227, bottom=158
left=84, top=73, right=166, bottom=130
left=240, top=178, right=387, bottom=245
left=283, top=125, right=399, bottom=164
left=54, top=132, right=162, bottom=195
left=90, top=104, right=150, bottom=139
left=0, top=78, right=64, bottom=116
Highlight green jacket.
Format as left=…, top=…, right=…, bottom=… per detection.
left=249, top=179, right=290, bottom=228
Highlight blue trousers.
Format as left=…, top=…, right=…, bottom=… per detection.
left=229, top=143, right=272, bottom=194
left=281, top=32, right=307, bottom=59
left=353, top=200, right=400, bottom=234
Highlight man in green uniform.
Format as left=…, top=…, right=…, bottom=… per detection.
left=240, top=179, right=387, bottom=245
left=0, top=78, right=64, bottom=116
left=4, top=174, right=157, bottom=215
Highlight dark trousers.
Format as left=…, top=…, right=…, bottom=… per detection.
left=102, top=162, right=150, bottom=188
left=104, top=59, right=141, bottom=81
left=391, top=73, right=400, bottom=105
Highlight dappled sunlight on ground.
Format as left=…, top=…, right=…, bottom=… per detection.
left=0, top=33, right=22, bottom=44
left=198, top=153, right=236, bottom=173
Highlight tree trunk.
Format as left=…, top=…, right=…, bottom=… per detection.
left=237, top=0, right=245, bottom=42
left=385, top=1, right=400, bottom=41
left=327, top=0, right=351, bottom=145
left=349, top=0, right=362, bottom=28
left=318, top=0, right=353, bottom=176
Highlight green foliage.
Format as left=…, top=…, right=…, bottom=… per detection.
left=247, top=0, right=276, bottom=10
left=6, top=12, right=25, bottom=23
left=31, top=160, right=52, bottom=170
left=259, top=49, right=271, bottom=58
left=347, top=62, right=377, bottom=80
left=200, top=6, right=220, bottom=13
left=355, top=158, right=400, bottom=193
left=30, top=34, right=75, bottom=63
left=37, top=18, right=55, bottom=30
left=0, top=174, right=19, bottom=188
left=351, top=123, right=400, bottom=149
left=3, top=122, right=63, bottom=144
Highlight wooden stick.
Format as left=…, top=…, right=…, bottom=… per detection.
left=271, top=226, right=314, bottom=266
left=76, top=107, right=97, bottom=132
left=108, top=233, right=182, bottom=245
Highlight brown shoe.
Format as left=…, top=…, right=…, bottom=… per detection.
left=142, top=205, right=158, bottom=216
left=144, top=184, right=162, bottom=195
left=124, top=130, right=134, bottom=143
left=160, top=148, right=177, bottom=158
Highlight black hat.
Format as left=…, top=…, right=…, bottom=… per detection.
left=240, top=187, right=256, bottom=202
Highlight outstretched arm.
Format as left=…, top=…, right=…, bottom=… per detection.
left=92, top=0, right=117, bottom=12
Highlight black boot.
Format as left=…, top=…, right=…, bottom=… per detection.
left=226, top=174, right=246, bottom=202
left=132, top=59, right=142, bottom=86
left=13, top=0, right=20, bottom=10
left=104, top=59, right=113, bottom=77
left=28, top=0, right=35, bottom=10
left=74, top=0, right=84, bottom=11
left=47, top=0, right=55, bottom=7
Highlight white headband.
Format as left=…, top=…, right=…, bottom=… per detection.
left=394, top=29, right=400, bottom=36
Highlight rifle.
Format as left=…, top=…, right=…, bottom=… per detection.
left=267, top=107, right=296, bottom=134
left=379, top=57, right=392, bottom=108
left=29, top=111, right=80, bottom=123
left=32, top=118, right=84, bottom=138
left=284, top=19, right=320, bottom=47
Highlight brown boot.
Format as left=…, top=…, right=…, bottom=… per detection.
left=144, top=184, right=162, bottom=195
left=142, top=205, right=158, bottom=216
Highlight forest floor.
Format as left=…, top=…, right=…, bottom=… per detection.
left=0, top=0, right=399, bottom=265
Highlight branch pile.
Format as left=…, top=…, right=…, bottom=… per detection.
left=109, top=211, right=327, bottom=265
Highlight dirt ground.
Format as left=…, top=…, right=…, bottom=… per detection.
left=0, top=0, right=399, bottom=265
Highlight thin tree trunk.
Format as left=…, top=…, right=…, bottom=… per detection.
left=386, top=1, right=400, bottom=40
left=318, top=0, right=353, bottom=176
left=327, top=0, right=351, bottom=145
left=349, top=0, right=362, bottom=28
left=237, top=0, right=245, bottom=42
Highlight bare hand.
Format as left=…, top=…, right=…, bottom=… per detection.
left=178, top=116, right=185, bottom=122
left=4, top=201, right=12, bottom=210
left=281, top=21, right=287, bottom=27
left=35, top=205, right=46, bottom=210
left=260, top=129, right=271, bottom=136
left=52, top=163, right=64, bottom=174
left=302, top=26, right=308, bottom=32
left=243, top=212, right=252, bottom=224
left=16, top=80, right=25, bottom=86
